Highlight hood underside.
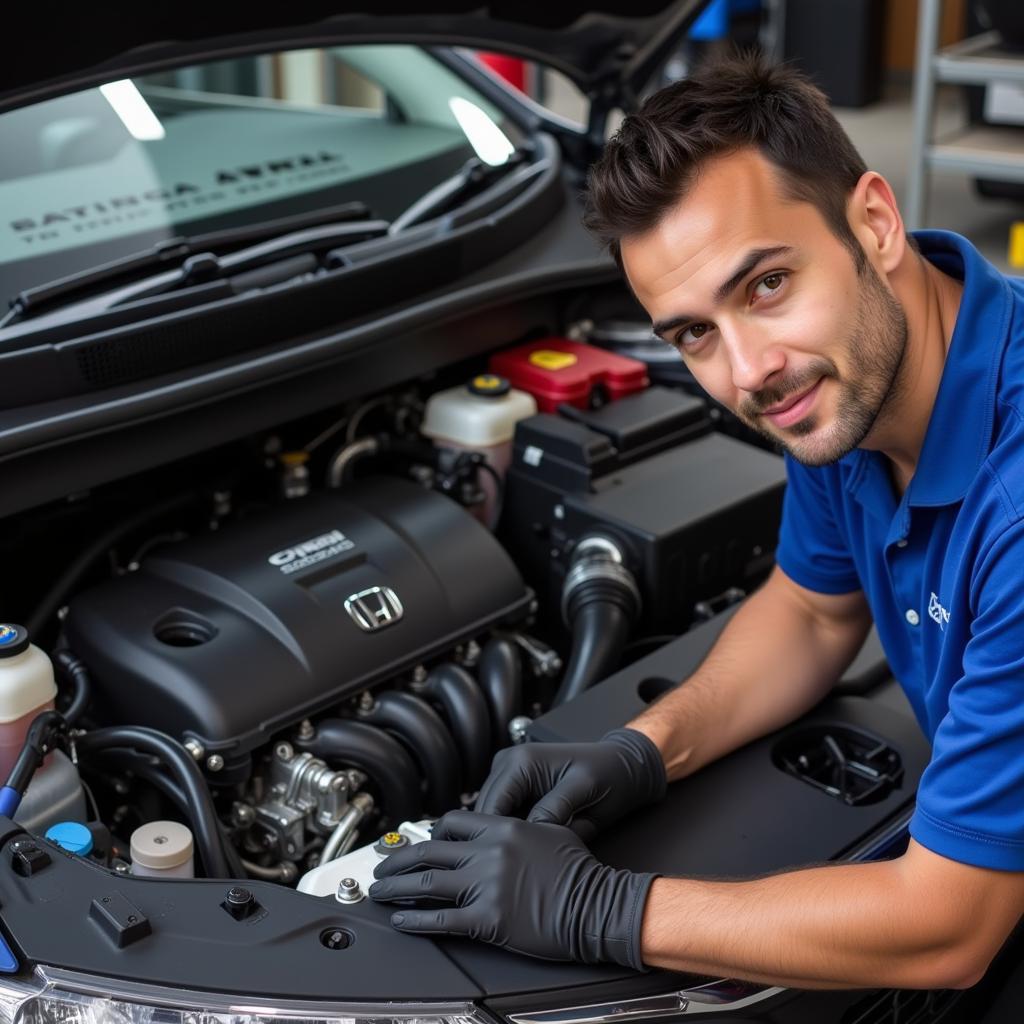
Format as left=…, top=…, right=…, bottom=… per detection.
left=1, top=2, right=710, bottom=115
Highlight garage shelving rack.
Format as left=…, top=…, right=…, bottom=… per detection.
left=906, top=0, right=1024, bottom=229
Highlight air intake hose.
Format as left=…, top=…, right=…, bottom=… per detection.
left=554, top=536, right=640, bottom=707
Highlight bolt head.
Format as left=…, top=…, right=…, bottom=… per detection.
left=508, top=715, right=533, bottom=744
left=206, top=753, right=225, bottom=772
left=275, top=742, right=294, bottom=763
left=184, top=739, right=205, bottom=761
left=336, top=878, right=364, bottom=903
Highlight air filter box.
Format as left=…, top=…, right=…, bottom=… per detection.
left=501, top=388, right=786, bottom=633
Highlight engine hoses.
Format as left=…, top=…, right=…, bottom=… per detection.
left=51, top=649, right=92, bottom=726
left=0, top=710, right=69, bottom=818
left=76, top=726, right=232, bottom=878
left=554, top=536, right=640, bottom=707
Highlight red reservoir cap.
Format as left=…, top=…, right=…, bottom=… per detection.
left=489, top=338, right=648, bottom=413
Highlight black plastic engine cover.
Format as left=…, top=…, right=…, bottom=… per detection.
left=65, top=479, right=531, bottom=758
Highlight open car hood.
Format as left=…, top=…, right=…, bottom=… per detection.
left=0, top=2, right=710, bottom=116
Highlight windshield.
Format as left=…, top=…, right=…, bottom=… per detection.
left=0, top=45, right=523, bottom=300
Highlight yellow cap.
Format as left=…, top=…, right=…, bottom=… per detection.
left=529, top=350, right=577, bottom=371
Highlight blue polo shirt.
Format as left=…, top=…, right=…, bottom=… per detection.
left=775, top=230, right=1024, bottom=871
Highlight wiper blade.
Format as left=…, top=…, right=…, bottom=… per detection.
left=389, top=152, right=527, bottom=235
left=113, top=219, right=389, bottom=307
left=1, top=201, right=379, bottom=328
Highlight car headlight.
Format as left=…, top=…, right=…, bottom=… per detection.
left=0, top=966, right=490, bottom=1024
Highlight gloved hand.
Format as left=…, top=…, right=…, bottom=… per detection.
left=368, top=810, right=657, bottom=970
left=474, top=728, right=666, bottom=842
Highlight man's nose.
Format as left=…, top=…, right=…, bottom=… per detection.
left=724, top=326, right=786, bottom=394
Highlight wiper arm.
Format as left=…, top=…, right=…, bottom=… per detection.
left=389, top=152, right=527, bottom=235
left=114, top=219, right=389, bottom=307
left=1, top=201, right=379, bottom=328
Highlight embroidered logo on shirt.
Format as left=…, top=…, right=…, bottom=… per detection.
left=928, top=592, right=950, bottom=631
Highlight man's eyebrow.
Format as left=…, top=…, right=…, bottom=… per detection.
left=651, top=245, right=795, bottom=340
left=714, top=245, right=794, bottom=303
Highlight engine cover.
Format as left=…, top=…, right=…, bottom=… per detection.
left=66, top=479, right=531, bottom=761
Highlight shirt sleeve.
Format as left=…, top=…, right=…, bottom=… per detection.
left=774, top=454, right=861, bottom=595
left=910, top=519, right=1024, bottom=870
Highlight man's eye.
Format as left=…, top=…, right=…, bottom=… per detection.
left=753, top=272, right=786, bottom=298
left=675, top=322, right=711, bottom=349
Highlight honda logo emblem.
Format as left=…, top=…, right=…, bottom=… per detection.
left=344, top=586, right=404, bottom=632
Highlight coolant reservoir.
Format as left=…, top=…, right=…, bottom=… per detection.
left=0, top=625, right=57, bottom=784
left=421, top=375, right=536, bottom=526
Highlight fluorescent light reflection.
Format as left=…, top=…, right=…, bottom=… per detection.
left=447, top=96, right=514, bottom=166
left=99, top=79, right=166, bottom=141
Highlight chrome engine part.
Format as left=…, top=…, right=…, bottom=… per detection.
left=252, top=744, right=365, bottom=861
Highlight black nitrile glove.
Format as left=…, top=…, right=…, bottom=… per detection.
left=474, top=728, right=666, bottom=842
left=368, top=810, right=657, bottom=970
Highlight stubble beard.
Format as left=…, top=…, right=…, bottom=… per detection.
left=738, top=258, right=909, bottom=467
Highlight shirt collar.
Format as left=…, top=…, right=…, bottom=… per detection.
left=845, top=230, right=1013, bottom=511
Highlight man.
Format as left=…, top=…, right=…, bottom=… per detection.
left=369, top=54, right=1024, bottom=989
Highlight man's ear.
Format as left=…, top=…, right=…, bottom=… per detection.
left=848, top=171, right=905, bottom=274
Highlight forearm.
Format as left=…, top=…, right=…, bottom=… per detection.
left=640, top=853, right=984, bottom=990
left=628, top=569, right=870, bottom=781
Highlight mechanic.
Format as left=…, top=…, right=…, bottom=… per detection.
left=369, top=54, right=1024, bottom=990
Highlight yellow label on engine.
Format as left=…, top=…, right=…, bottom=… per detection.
left=529, top=350, right=577, bottom=370
left=1010, top=222, right=1024, bottom=269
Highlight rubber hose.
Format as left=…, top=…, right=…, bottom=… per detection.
left=296, top=718, right=420, bottom=826
left=477, top=638, right=523, bottom=749
left=76, top=727, right=232, bottom=878
left=51, top=649, right=92, bottom=726
left=357, top=692, right=461, bottom=814
left=553, top=599, right=633, bottom=707
left=26, top=494, right=195, bottom=640
left=416, top=663, right=492, bottom=790
left=98, top=748, right=247, bottom=879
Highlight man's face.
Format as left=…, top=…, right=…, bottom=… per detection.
left=620, top=150, right=907, bottom=466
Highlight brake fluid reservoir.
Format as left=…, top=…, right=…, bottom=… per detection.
left=421, top=375, right=536, bottom=525
left=0, top=625, right=57, bottom=784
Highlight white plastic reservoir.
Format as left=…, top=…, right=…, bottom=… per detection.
left=0, top=625, right=57, bottom=784
left=421, top=375, right=536, bottom=526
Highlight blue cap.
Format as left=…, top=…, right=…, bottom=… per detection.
left=0, top=624, right=29, bottom=658
left=45, top=821, right=93, bottom=856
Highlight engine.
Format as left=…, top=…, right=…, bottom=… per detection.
left=2, top=333, right=787, bottom=885
left=63, top=478, right=534, bottom=870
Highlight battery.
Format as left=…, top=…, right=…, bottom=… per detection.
left=489, top=338, right=648, bottom=412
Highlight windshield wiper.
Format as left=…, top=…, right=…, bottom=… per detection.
left=1, top=201, right=382, bottom=328
left=389, top=152, right=528, bottom=235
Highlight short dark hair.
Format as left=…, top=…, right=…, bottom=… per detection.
left=584, top=54, right=868, bottom=266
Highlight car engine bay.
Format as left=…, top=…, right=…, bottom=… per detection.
left=0, top=321, right=794, bottom=889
